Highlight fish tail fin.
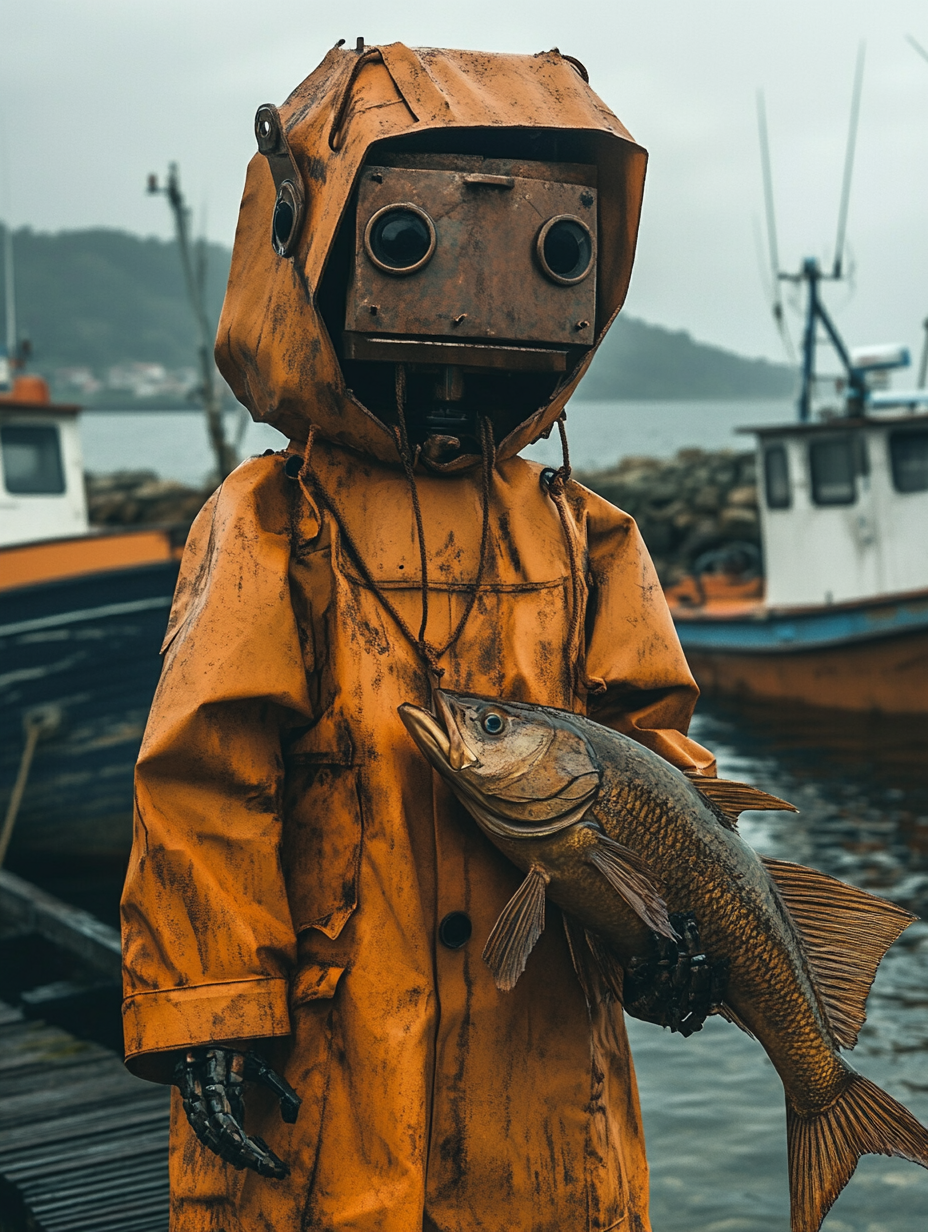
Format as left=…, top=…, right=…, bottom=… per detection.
left=788, top=1073, right=928, bottom=1232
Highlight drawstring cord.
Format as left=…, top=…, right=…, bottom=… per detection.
left=544, top=414, right=585, bottom=680
left=299, top=407, right=582, bottom=696
left=394, top=366, right=430, bottom=646
left=297, top=386, right=496, bottom=689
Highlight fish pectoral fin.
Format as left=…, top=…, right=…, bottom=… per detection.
left=587, top=836, right=676, bottom=941
left=483, top=865, right=549, bottom=992
left=787, top=1073, right=928, bottom=1232
left=715, top=1002, right=756, bottom=1040
left=562, top=914, right=624, bottom=1005
left=762, top=856, right=915, bottom=1050
left=685, top=771, right=798, bottom=829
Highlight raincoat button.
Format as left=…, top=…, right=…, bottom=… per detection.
left=439, top=912, right=472, bottom=949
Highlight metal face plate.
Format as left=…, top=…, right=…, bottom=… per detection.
left=346, top=166, right=597, bottom=348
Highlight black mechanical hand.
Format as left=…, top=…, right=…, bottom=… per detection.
left=174, top=1046, right=301, bottom=1178
left=622, top=911, right=728, bottom=1038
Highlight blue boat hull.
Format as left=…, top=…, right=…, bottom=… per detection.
left=0, top=562, right=178, bottom=864
left=674, top=590, right=928, bottom=714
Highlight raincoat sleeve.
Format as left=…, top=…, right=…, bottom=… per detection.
left=578, top=483, right=717, bottom=777
left=120, top=456, right=315, bottom=1082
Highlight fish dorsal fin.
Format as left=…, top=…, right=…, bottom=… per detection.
left=483, top=865, right=549, bottom=992
left=588, top=835, right=676, bottom=940
left=762, top=856, right=915, bottom=1050
left=685, top=771, right=798, bottom=829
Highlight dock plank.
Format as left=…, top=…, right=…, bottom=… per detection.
left=0, top=1000, right=169, bottom=1232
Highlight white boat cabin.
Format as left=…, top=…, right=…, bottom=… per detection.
left=0, top=381, right=89, bottom=549
left=753, top=410, right=928, bottom=608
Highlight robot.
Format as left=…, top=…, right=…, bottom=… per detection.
left=122, top=42, right=717, bottom=1232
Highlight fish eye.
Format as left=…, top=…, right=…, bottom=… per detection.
left=364, top=203, right=436, bottom=275
left=481, top=712, right=505, bottom=735
left=536, top=215, right=594, bottom=285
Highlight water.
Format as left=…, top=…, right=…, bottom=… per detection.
left=526, top=398, right=794, bottom=472
left=631, top=700, right=928, bottom=1231
left=80, top=407, right=286, bottom=486
left=78, top=399, right=795, bottom=485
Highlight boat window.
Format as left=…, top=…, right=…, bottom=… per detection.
left=763, top=444, right=791, bottom=509
left=889, top=429, right=928, bottom=493
left=809, top=436, right=856, bottom=506
left=0, top=424, right=66, bottom=495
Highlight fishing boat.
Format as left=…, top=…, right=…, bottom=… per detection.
left=667, top=388, right=928, bottom=713
left=666, top=59, right=928, bottom=716
left=0, top=372, right=181, bottom=866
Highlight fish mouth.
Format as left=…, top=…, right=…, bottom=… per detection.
left=398, top=692, right=596, bottom=840
left=398, top=692, right=477, bottom=773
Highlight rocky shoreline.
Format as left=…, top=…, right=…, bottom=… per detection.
left=85, top=447, right=762, bottom=585
left=576, top=448, right=760, bottom=586
left=85, top=470, right=207, bottom=530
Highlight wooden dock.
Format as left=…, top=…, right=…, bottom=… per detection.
left=0, top=872, right=169, bottom=1232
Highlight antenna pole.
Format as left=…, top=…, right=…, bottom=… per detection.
left=918, top=318, right=928, bottom=389
left=833, top=43, right=865, bottom=279
left=3, top=222, right=14, bottom=358
left=799, top=260, right=819, bottom=422
left=906, top=33, right=928, bottom=66
left=756, top=91, right=794, bottom=358
left=757, top=92, right=798, bottom=363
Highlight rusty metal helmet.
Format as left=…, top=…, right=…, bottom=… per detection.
left=216, top=42, right=647, bottom=470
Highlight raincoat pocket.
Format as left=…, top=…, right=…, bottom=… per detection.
left=289, top=962, right=346, bottom=1010
left=282, top=762, right=363, bottom=939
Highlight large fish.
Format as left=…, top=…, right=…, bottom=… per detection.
left=399, top=690, right=928, bottom=1232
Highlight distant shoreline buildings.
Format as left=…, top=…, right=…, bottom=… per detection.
left=52, top=360, right=231, bottom=407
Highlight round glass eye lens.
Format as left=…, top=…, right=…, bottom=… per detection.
left=543, top=219, right=593, bottom=281
left=370, top=209, right=432, bottom=270
left=482, top=713, right=504, bottom=734
left=273, top=198, right=295, bottom=248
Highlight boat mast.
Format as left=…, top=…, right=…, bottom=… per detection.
left=793, top=257, right=866, bottom=420
left=147, top=164, right=236, bottom=481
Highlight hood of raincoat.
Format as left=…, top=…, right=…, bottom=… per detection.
left=215, top=43, right=648, bottom=467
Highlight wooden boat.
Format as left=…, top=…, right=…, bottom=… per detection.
left=668, top=404, right=928, bottom=714
left=0, top=377, right=181, bottom=866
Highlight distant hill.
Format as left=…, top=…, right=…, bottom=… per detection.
left=1, top=227, right=795, bottom=402
left=580, top=314, right=795, bottom=401
left=4, top=227, right=228, bottom=373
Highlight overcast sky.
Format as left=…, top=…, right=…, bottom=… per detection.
left=3, top=0, right=928, bottom=368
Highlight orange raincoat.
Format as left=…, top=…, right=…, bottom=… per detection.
left=121, top=44, right=715, bottom=1232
